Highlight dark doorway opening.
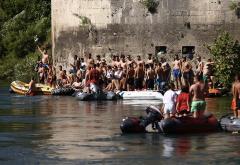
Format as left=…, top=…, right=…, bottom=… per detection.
left=182, top=46, right=195, bottom=60
left=155, top=46, right=167, bottom=55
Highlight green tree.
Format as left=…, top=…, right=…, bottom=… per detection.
left=208, top=32, right=240, bottom=87
left=0, top=0, right=51, bottom=81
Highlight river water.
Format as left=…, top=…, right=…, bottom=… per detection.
left=0, top=85, right=240, bottom=164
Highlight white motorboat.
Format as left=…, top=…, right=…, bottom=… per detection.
left=118, top=91, right=164, bottom=100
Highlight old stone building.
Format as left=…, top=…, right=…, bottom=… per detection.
left=52, top=0, right=240, bottom=68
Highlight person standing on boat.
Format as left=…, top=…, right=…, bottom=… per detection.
left=176, top=86, right=190, bottom=117
left=162, top=83, right=177, bottom=119
left=232, top=74, right=240, bottom=118
left=189, top=74, right=208, bottom=118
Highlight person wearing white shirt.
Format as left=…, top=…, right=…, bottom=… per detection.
left=162, top=83, right=177, bottom=119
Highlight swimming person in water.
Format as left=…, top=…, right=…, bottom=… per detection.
left=189, top=74, right=208, bottom=118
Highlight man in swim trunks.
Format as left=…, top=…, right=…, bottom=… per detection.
left=232, top=74, right=240, bottom=118
left=146, top=64, right=155, bottom=90
left=172, top=55, right=182, bottom=89
left=134, top=63, right=145, bottom=90
left=126, top=64, right=135, bottom=91
left=155, top=62, right=163, bottom=91
left=189, top=74, right=209, bottom=118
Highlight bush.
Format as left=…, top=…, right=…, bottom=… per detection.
left=140, top=0, right=159, bottom=14
left=0, top=53, right=38, bottom=81
left=207, top=32, right=240, bottom=87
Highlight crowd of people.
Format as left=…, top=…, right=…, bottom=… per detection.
left=30, top=46, right=219, bottom=119
left=34, top=47, right=216, bottom=93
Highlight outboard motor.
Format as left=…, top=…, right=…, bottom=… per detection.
left=140, top=106, right=163, bottom=129
left=120, top=106, right=163, bottom=133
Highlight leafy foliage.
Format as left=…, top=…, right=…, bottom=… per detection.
left=207, top=32, right=240, bottom=87
left=229, top=1, right=240, bottom=18
left=140, top=0, right=159, bottom=14
left=0, top=0, right=51, bottom=80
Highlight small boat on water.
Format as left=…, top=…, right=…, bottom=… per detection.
left=120, top=106, right=220, bottom=134
left=10, top=81, right=53, bottom=95
left=76, top=91, right=119, bottom=101
left=208, top=88, right=222, bottom=97
left=219, top=113, right=240, bottom=132
left=118, top=91, right=164, bottom=100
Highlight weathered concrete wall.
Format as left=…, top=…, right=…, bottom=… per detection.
left=52, top=0, right=240, bottom=68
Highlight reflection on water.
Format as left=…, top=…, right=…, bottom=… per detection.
left=0, top=85, right=240, bottom=164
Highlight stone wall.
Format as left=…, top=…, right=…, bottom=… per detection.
left=52, top=0, right=240, bottom=68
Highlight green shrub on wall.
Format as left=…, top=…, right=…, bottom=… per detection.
left=229, top=1, right=240, bottom=18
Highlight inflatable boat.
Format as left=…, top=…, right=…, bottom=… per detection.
left=120, top=106, right=220, bottom=134
left=208, top=88, right=222, bottom=97
left=10, top=81, right=53, bottom=95
left=51, top=87, right=75, bottom=96
left=219, top=113, right=240, bottom=132
left=76, top=91, right=119, bottom=101
left=118, top=91, right=164, bottom=100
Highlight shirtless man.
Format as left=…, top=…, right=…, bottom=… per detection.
left=37, top=46, right=49, bottom=66
left=146, top=54, right=154, bottom=66
left=155, top=63, right=163, bottom=91
left=87, top=53, right=94, bottom=67
left=196, top=56, right=204, bottom=79
left=120, top=56, right=127, bottom=70
left=135, top=55, right=145, bottom=67
left=72, top=77, right=83, bottom=91
left=126, top=55, right=134, bottom=66
left=111, top=55, right=117, bottom=67
left=189, top=74, right=209, bottom=118
left=203, top=58, right=214, bottom=84
left=115, top=55, right=121, bottom=67
left=96, top=55, right=101, bottom=65
left=126, top=64, right=135, bottom=91
left=232, top=74, right=240, bottom=118
left=134, top=63, right=145, bottom=90
left=70, top=55, right=78, bottom=74
left=182, top=57, right=194, bottom=87
left=26, top=77, right=36, bottom=96
left=172, top=55, right=182, bottom=89
left=146, top=64, right=155, bottom=90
